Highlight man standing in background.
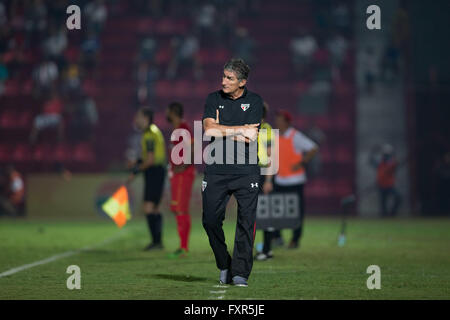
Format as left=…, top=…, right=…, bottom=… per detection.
left=373, top=144, right=402, bottom=217
left=128, top=107, right=167, bottom=250
left=166, top=102, right=195, bottom=258
left=254, top=102, right=276, bottom=261
left=270, top=110, right=318, bottom=250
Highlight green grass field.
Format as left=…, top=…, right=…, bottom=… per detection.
left=0, top=217, right=449, bottom=300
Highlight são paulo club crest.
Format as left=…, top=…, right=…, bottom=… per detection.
left=241, top=104, right=250, bottom=111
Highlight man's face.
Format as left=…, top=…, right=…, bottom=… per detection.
left=275, top=115, right=288, bottom=131
left=222, top=69, right=246, bottom=95
left=166, top=109, right=174, bottom=124
left=134, top=111, right=149, bottom=131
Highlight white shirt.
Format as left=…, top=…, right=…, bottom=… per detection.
left=275, top=127, right=317, bottom=186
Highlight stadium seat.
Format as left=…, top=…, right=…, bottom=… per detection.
left=156, top=80, right=172, bottom=98
left=174, top=80, right=191, bottom=98
left=53, top=144, right=71, bottom=162
left=3, top=80, right=20, bottom=96
left=0, top=110, right=16, bottom=128
left=313, top=116, right=331, bottom=131
left=335, top=146, right=352, bottom=164
left=320, top=147, right=333, bottom=164
left=334, top=179, right=353, bottom=198
left=82, top=79, right=99, bottom=97
left=306, top=179, right=332, bottom=198
left=32, top=144, right=52, bottom=163
left=73, top=143, right=95, bottom=163
left=17, top=110, right=33, bottom=128
left=156, top=46, right=172, bottom=64
left=0, top=144, right=11, bottom=162
left=64, top=46, right=80, bottom=62
left=136, top=18, right=156, bottom=33
left=11, top=144, right=32, bottom=163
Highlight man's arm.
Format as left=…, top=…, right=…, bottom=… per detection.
left=203, top=110, right=259, bottom=141
left=172, top=139, right=194, bottom=173
left=203, top=118, right=245, bottom=137
left=291, top=147, right=318, bottom=171
left=139, top=151, right=154, bottom=170
left=291, top=131, right=319, bottom=171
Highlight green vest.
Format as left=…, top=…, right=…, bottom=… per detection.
left=258, top=122, right=273, bottom=167
left=141, top=124, right=166, bottom=166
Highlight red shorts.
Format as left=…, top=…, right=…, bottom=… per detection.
left=170, top=165, right=195, bottom=214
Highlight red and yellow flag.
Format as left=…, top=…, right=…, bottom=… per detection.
left=102, top=186, right=131, bottom=228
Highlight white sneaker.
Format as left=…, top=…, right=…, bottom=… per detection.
left=254, top=251, right=273, bottom=261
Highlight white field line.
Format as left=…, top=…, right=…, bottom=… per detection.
left=210, top=284, right=227, bottom=300
left=209, top=290, right=226, bottom=294
left=0, top=231, right=127, bottom=279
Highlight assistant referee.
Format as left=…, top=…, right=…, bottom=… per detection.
left=128, top=107, right=167, bottom=251
left=202, top=58, right=263, bottom=287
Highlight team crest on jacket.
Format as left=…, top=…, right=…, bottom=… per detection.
left=241, top=104, right=250, bottom=111
left=202, top=181, right=207, bottom=192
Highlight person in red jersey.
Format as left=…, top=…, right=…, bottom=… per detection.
left=166, top=102, right=196, bottom=258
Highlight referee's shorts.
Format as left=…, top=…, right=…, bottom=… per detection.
left=202, top=173, right=260, bottom=280
left=143, top=165, right=166, bottom=205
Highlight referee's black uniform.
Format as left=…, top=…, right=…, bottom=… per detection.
left=202, top=87, right=263, bottom=281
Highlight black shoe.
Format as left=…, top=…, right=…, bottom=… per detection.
left=144, top=243, right=163, bottom=251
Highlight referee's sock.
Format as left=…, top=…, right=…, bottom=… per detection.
left=146, top=213, right=163, bottom=245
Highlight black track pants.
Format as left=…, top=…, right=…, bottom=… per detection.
left=202, top=173, right=260, bottom=280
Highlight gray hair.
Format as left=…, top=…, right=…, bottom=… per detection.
left=224, top=58, right=250, bottom=81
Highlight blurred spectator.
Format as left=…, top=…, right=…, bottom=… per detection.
left=68, top=91, right=98, bottom=142
left=136, top=60, right=159, bottom=106
left=84, top=0, right=108, bottom=34
left=2, top=28, right=26, bottom=79
left=166, top=34, right=202, bottom=80
left=62, top=62, right=82, bottom=96
left=360, top=46, right=379, bottom=94
left=137, top=36, right=158, bottom=63
left=9, top=0, right=26, bottom=31
left=0, top=2, right=8, bottom=28
left=32, top=59, right=59, bottom=97
left=0, top=25, right=9, bottom=56
left=0, top=61, right=8, bottom=96
left=331, top=1, right=351, bottom=35
left=381, top=41, right=400, bottom=83
left=194, top=2, right=217, bottom=45
left=23, top=0, right=48, bottom=45
left=0, top=165, right=25, bottom=217
left=392, top=0, right=410, bottom=56
left=42, top=24, right=68, bottom=67
left=370, top=144, right=402, bottom=217
left=237, top=0, right=261, bottom=17
left=232, top=27, right=255, bottom=64
left=80, top=30, right=101, bottom=74
left=290, top=28, right=318, bottom=76
left=215, top=2, right=238, bottom=45
left=30, top=90, right=65, bottom=144
left=326, top=32, right=348, bottom=73
left=47, top=0, right=70, bottom=26
left=305, top=123, right=327, bottom=179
